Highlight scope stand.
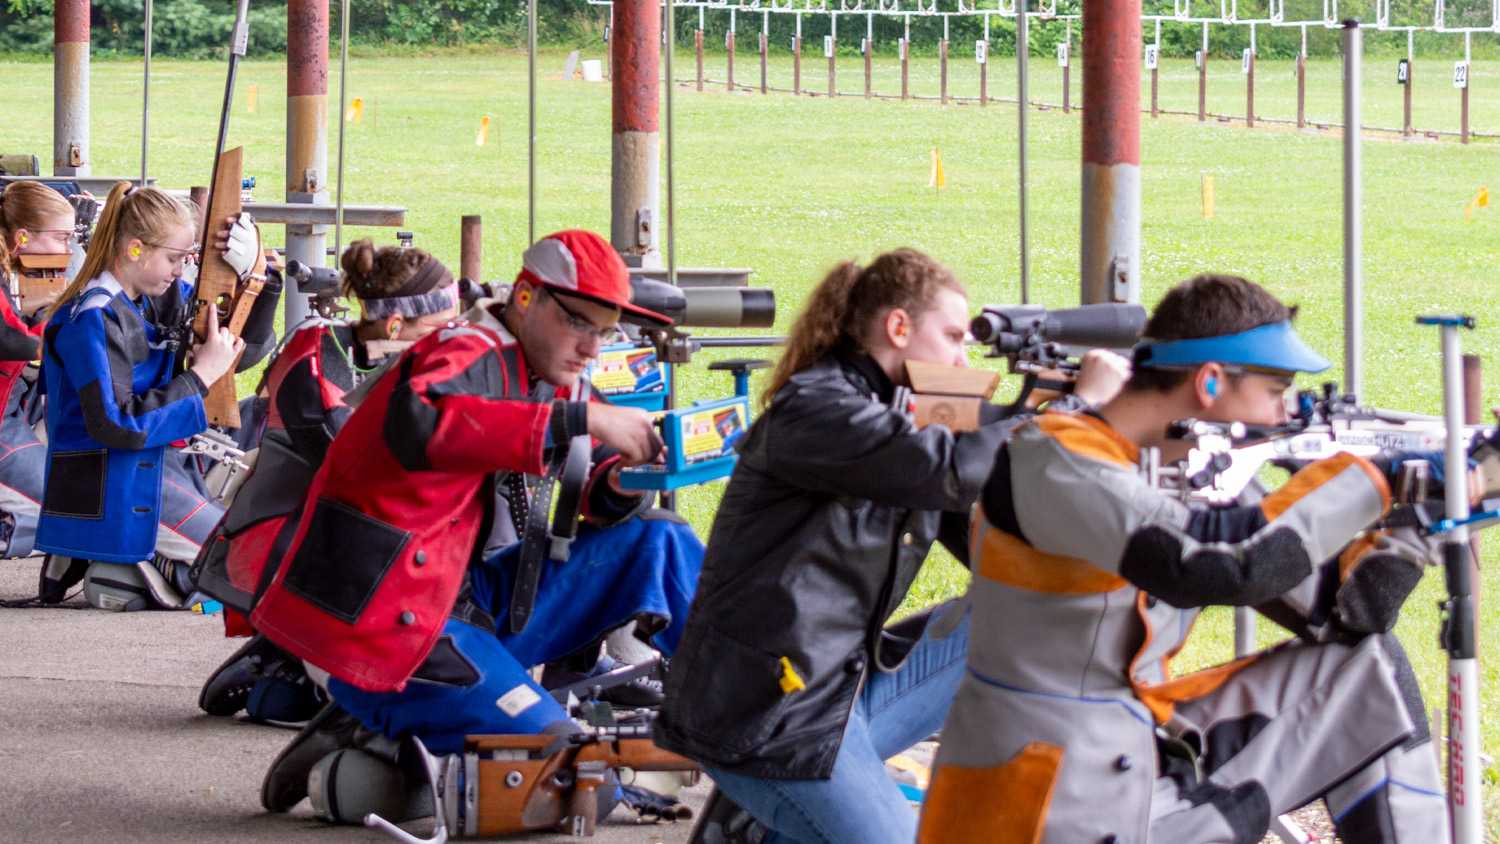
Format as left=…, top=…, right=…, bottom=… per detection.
left=1417, top=314, right=1483, bottom=844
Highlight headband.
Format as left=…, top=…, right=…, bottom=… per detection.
left=360, top=258, right=458, bottom=320
left=1131, top=321, right=1330, bottom=374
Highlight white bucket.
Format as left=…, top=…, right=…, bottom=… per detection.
left=581, top=59, right=603, bottom=82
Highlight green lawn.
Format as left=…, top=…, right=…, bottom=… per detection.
left=5, top=46, right=1500, bottom=829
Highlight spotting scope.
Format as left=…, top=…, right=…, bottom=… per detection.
left=629, top=277, right=776, bottom=329
left=971, top=303, right=1147, bottom=356
left=285, top=259, right=341, bottom=296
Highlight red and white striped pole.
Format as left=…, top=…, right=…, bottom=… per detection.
left=54, top=0, right=90, bottom=176
left=611, top=0, right=661, bottom=267
left=1080, top=0, right=1141, bottom=305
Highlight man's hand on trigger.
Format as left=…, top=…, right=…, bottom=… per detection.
left=587, top=402, right=665, bottom=466
left=1073, top=349, right=1132, bottom=406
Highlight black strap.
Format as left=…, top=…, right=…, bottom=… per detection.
left=509, top=384, right=561, bottom=634
left=548, top=434, right=592, bottom=561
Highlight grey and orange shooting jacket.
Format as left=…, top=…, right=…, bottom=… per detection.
left=919, top=410, right=1395, bottom=844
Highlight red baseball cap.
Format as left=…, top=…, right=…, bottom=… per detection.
left=515, top=230, right=671, bottom=326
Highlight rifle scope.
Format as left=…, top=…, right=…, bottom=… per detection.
left=971, top=303, right=1147, bottom=353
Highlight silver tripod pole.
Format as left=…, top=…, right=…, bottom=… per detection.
left=1419, top=312, right=1481, bottom=844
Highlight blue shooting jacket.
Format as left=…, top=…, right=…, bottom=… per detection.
left=37, top=273, right=208, bottom=562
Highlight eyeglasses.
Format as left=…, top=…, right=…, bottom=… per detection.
left=543, top=288, right=623, bottom=345
left=145, top=242, right=202, bottom=265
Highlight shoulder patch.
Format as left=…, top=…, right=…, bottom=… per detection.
left=1032, top=412, right=1139, bottom=468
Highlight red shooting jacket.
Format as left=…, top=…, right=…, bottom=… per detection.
left=250, top=321, right=592, bottom=692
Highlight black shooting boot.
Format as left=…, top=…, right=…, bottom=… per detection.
left=688, top=788, right=768, bottom=844
left=199, top=634, right=291, bottom=717
left=261, top=702, right=364, bottom=812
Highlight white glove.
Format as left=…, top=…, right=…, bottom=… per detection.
left=220, top=212, right=261, bottom=281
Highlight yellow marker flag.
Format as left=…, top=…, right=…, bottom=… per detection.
left=1202, top=175, right=1216, bottom=219
left=475, top=116, right=491, bottom=147
left=344, top=97, right=364, bottom=124
left=928, top=149, right=946, bottom=190
left=247, top=84, right=258, bottom=113
left=1464, top=186, right=1489, bottom=223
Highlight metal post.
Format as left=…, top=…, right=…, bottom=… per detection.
left=902, top=15, right=910, bottom=100
left=941, top=38, right=949, bottom=104
left=1462, top=32, right=1471, bottom=144
left=142, top=0, right=152, bottom=183
left=1429, top=317, right=1482, bottom=844
left=1464, top=352, right=1485, bottom=624
left=865, top=13, right=873, bottom=100
left=1018, top=2, right=1030, bottom=303
left=333, top=0, right=351, bottom=265
left=54, top=0, right=90, bottom=176
left=761, top=28, right=769, bottom=95
left=696, top=28, right=704, bottom=91
left=460, top=215, right=482, bottom=282
left=286, top=0, right=330, bottom=326
left=528, top=0, right=538, bottom=244
left=980, top=15, right=991, bottom=106
left=1342, top=20, right=1362, bottom=397
left=1246, top=24, right=1255, bottom=128
left=1080, top=0, right=1142, bottom=305
left=611, top=0, right=661, bottom=267
left=756, top=17, right=768, bottom=95
left=1297, top=27, right=1306, bottom=129
left=1233, top=607, right=1256, bottom=658
left=728, top=10, right=736, bottom=91
left=795, top=16, right=803, bottom=96
left=1198, top=21, right=1208, bottom=122
left=1404, top=30, right=1413, bottom=137
left=1063, top=19, right=1071, bottom=114
left=1150, top=18, right=1159, bottom=118
left=828, top=14, right=837, bottom=98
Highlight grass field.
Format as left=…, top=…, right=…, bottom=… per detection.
left=5, top=47, right=1500, bottom=831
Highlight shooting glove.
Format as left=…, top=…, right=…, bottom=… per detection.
left=221, top=212, right=266, bottom=283
left=1333, top=527, right=1436, bottom=635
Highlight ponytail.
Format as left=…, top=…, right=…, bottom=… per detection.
left=0, top=181, right=76, bottom=280
left=761, top=248, right=964, bottom=407
left=58, top=182, right=197, bottom=310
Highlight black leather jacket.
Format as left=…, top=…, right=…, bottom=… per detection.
left=655, top=348, right=1042, bottom=780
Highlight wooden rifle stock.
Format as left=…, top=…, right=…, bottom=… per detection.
left=465, top=734, right=698, bottom=836
left=905, top=360, right=1001, bottom=432
left=12, top=253, right=70, bottom=318
left=193, top=146, right=264, bottom=428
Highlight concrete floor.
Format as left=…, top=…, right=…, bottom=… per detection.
left=0, top=560, right=707, bottom=844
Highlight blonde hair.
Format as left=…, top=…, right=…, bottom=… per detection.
left=0, top=181, right=76, bottom=279
left=762, top=248, right=965, bottom=406
left=58, top=182, right=198, bottom=308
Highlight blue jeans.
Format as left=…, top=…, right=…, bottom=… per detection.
left=328, top=515, right=704, bottom=755
left=706, top=612, right=969, bottom=844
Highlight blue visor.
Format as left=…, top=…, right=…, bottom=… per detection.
left=1132, top=321, right=1330, bottom=374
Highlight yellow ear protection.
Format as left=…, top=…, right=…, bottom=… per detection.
left=388, top=318, right=403, bottom=339
left=517, top=290, right=532, bottom=307
left=130, top=246, right=141, bottom=258
left=1205, top=375, right=1218, bottom=398
left=17, top=236, right=25, bottom=247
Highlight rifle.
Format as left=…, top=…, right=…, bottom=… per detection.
left=364, top=728, right=700, bottom=843
left=1160, top=381, right=1496, bottom=506
left=185, top=0, right=259, bottom=428
left=894, top=303, right=1147, bottom=431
